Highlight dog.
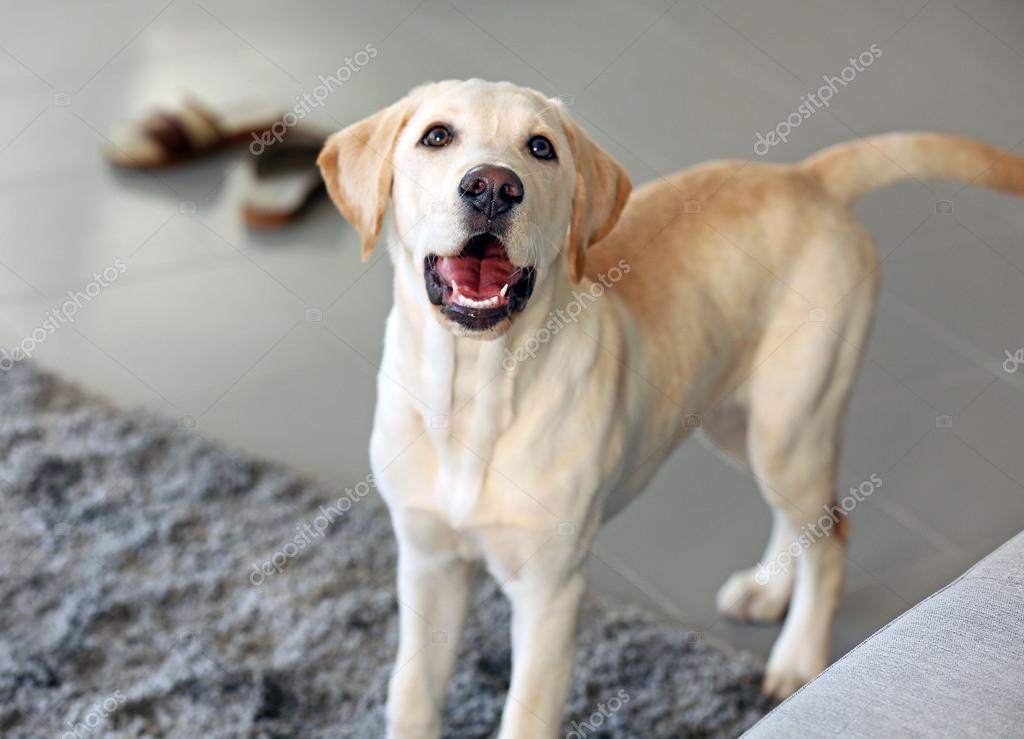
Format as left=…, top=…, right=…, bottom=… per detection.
left=317, top=79, right=1024, bottom=738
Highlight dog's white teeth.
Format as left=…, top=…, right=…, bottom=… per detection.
left=500, top=283, right=509, bottom=297
left=451, top=280, right=458, bottom=293
left=454, top=294, right=500, bottom=309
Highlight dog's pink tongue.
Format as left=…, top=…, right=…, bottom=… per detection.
left=436, top=242, right=517, bottom=299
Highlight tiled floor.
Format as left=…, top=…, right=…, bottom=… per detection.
left=3, top=0, right=1024, bottom=665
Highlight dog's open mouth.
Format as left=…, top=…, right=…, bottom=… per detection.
left=424, top=235, right=536, bottom=331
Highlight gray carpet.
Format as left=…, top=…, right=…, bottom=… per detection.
left=0, top=362, right=771, bottom=738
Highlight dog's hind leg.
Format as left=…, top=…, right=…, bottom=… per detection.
left=741, top=261, right=876, bottom=699
left=704, top=404, right=798, bottom=625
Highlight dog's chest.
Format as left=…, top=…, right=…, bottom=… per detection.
left=374, top=300, right=645, bottom=538
left=419, top=332, right=514, bottom=528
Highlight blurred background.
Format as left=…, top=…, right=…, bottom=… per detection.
left=3, top=0, right=1024, bottom=669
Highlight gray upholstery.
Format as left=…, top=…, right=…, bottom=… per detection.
left=745, top=531, right=1024, bottom=738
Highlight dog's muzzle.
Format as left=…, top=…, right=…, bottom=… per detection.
left=424, top=234, right=536, bottom=332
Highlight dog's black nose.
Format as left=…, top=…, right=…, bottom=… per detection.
left=458, top=165, right=524, bottom=219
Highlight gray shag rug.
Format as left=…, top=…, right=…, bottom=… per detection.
left=0, top=362, right=771, bottom=738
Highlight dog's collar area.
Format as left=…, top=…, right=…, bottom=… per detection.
left=424, top=234, right=536, bottom=331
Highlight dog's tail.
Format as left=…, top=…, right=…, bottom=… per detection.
left=801, top=132, right=1024, bottom=204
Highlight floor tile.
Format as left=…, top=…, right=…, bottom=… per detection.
left=181, top=322, right=379, bottom=486
left=5, top=257, right=305, bottom=412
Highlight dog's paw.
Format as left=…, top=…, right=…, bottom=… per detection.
left=761, top=663, right=813, bottom=700
left=715, top=568, right=791, bottom=623
left=762, top=635, right=827, bottom=700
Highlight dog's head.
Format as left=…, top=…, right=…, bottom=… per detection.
left=318, top=79, right=631, bottom=338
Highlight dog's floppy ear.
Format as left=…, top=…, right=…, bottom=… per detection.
left=562, top=117, right=631, bottom=282
left=317, top=96, right=417, bottom=260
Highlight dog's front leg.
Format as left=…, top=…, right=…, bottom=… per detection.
left=386, top=513, right=474, bottom=739
left=493, top=543, right=586, bottom=739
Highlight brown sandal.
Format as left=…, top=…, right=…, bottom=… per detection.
left=106, top=95, right=282, bottom=169
left=241, top=127, right=328, bottom=228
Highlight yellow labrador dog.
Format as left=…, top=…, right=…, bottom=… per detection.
left=318, top=79, right=1024, bottom=738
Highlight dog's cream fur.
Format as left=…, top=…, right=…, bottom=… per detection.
left=318, top=79, right=1024, bottom=738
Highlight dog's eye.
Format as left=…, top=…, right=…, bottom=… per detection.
left=421, top=125, right=453, bottom=148
left=528, top=135, right=556, bottom=160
